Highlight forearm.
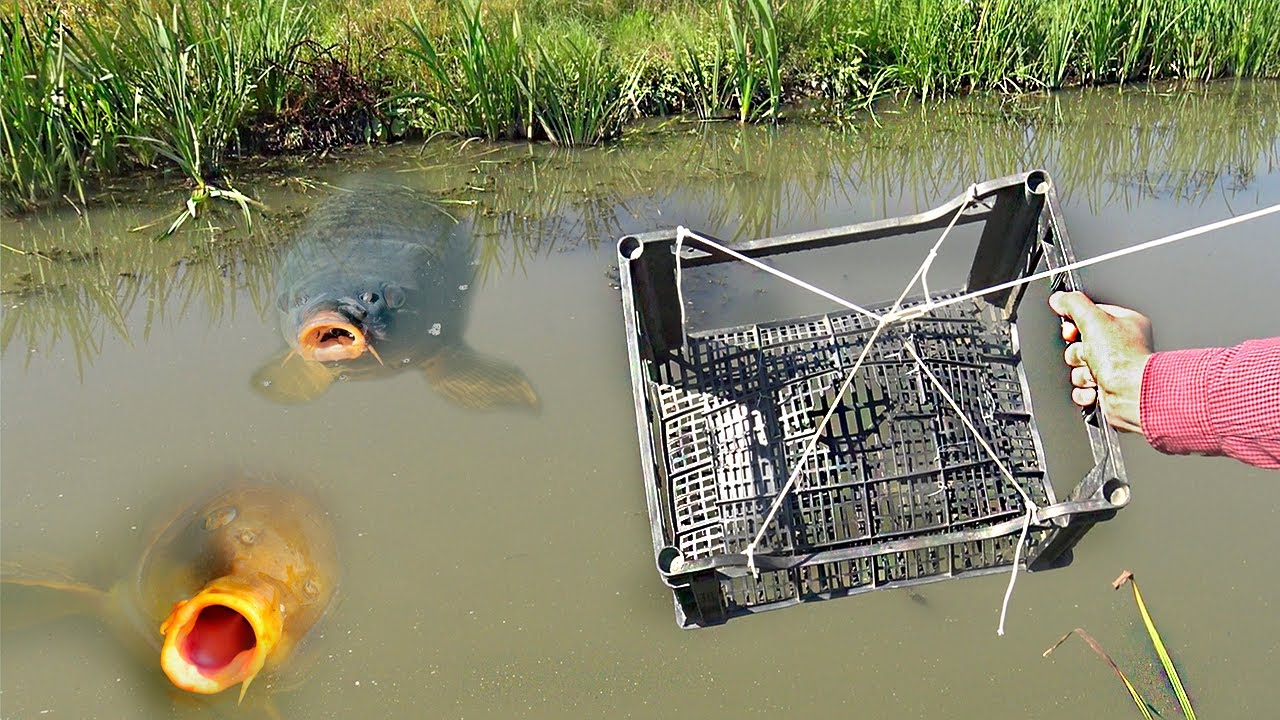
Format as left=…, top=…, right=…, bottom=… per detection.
left=1139, top=338, right=1280, bottom=469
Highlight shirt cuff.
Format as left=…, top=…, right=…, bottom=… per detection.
left=1140, top=347, right=1223, bottom=456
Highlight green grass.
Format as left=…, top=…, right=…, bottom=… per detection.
left=4, top=0, right=1280, bottom=212
left=1, top=7, right=83, bottom=211
left=402, top=0, right=527, bottom=140
left=1045, top=571, right=1197, bottom=719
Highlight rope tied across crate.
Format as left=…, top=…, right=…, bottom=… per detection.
left=671, top=193, right=1280, bottom=635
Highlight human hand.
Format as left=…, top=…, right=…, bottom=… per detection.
left=1047, top=291, right=1154, bottom=434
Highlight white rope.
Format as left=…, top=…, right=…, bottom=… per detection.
left=893, top=184, right=977, bottom=308
left=675, top=227, right=881, bottom=321
left=742, top=194, right=975, bottom=573
left=881, top=202, right=1280, bottom=323
left=902, top=340, right=1036, bottom=635
left=744, top=317, right=889, bottom=575
left=670, top=195, right=1278, bottom=633
left=674, top=228, right=690, bottom=349
left=901, top=342, right=1036, bottom=509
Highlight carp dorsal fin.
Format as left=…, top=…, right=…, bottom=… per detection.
left=422, top=345, right=539, bottom=411
left=250, top=349, right=338, bottom=404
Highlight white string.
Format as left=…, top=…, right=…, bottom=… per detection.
left=894, top=184, right=977, bottom=308
left=901, top=342, right=1036, bottom=509
left=668, top=197, right=1279, bottom=633
left=743, top=194, right=975, bottom=574
left=674, top=228, right=689, bottom=349
left=881, top=202, right=1280, bottom=324
left=902, top=340, right=1035, bottom=635
left=675, top=227, right=881, bottom=321
left=744, top=317, right=888, bottom=575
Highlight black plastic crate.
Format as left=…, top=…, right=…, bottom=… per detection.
left=617, top=171, right=1131, bottom=628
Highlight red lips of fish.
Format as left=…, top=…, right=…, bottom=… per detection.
left=159, top=577, right=283, bottom=699
left=296, top=311, right=369, bottom=362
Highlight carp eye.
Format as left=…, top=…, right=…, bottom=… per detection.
left=382, top=285, right=405, bottom=309
left=361, top=291, right=380, bottom=305
left=203, top=506, right=236, bottom=531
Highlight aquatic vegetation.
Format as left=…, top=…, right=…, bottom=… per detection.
left=402, top=0, right=527, bottom=140
left=403, top=2, right=637, bottom=145
left=723, top=0, right=781, bottom=122
left=2, top=0, right=312, bottom=214
left=4, top=0, right=1280, bottom=210
left=3, top=81, right=1276, bottom=372
left=521, top=27, right=641, bottom=145
left=1, top=8, right=85, bottom=211
left=1044, top=571, right=1196, bottom=719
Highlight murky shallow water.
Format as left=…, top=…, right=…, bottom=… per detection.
left=3, top=81, right=1279, bottom=719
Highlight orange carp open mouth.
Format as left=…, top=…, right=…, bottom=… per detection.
left=296, top=311, right=370, bottom=363
left=159, top=582, right=283, bottom=698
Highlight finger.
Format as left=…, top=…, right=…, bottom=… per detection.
left=1071, top=365, right=1096, bottom=388
left=1064, top=342, right=1088, bottom=367
left=1096, top=303, right=1147, bottom=322
left=1061, top=319, right=1079, bottom=343
left=1071, top=387, right=1097, bottom=407
left=1048, top=291, right=1111, bottom=336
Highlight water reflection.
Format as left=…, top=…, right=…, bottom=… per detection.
left=2, top=80, right=1279, bottom=720
left=1, top=80, right=1275, bottom=372
left=250, top=177, right=539, bottom=407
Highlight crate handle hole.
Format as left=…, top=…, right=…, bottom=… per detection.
left=618, top=236, right=643, bottom=260
left=1103, top=479, right=1131, bottom=507
left=658, top=546, right=684, bottom=574
left=1026, top=170, right=1049, bottom=196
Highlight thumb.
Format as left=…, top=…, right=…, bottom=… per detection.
left=1049, top=291, right=1112, bottom=335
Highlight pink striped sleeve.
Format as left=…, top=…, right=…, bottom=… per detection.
left=1139, top=337, right=1280, bottom=469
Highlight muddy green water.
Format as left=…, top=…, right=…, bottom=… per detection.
left=3, top=81, right=1279, bottom=719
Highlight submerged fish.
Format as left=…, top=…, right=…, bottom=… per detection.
left=1, top=480, right=338, bottom=702
left=252, top=179, right=538, bottom=407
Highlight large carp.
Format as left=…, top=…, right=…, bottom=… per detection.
left=1, top=479, right=339, bottom=702
left=252, top=179, right=538, bottom=407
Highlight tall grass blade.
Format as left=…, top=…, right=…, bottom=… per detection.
left=1043, top=628, right=1157, bottom=719
left=744, top=0, right=780, bottom=121
left=1113, top=571, right=1197, bottom=720
left=723, top=0, right=755, bottom=123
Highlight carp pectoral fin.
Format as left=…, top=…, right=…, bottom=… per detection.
left=250, top=350, right=337, bottom=404
left=1, top=559, right=111, bottom=631
left=422, top=345, right=539, bottom=411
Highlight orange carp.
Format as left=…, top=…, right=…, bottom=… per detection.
left=1, top=480, right=338, bottom=702
left=151, top=483, right=338, bottom=699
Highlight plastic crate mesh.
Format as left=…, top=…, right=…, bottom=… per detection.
left=650, top=294, right=1052, bottom=612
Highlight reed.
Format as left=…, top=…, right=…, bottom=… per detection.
left=1044, top=571, right=1197, bottom=719
left=723, top=0, right=781, bottom=123
left=681, top=39, right=732, bottom=121
left=5, top=0, right=1280, bottom=210
left=522, top=28, right=639, bottom=145
left=401, top=0, right=527, bottom=140
left=0, top=8, right=83, bottom=211
left=3, top=0, right=308, bottom=218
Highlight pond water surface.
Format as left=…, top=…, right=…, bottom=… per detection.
left=3, top=81, right=1279, bottom=719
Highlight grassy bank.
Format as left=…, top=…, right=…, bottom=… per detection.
left=4, top=0, right=1279, bottom=213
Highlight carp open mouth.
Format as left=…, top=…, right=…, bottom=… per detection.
left=160, top=590, right=276, bottom=695
left=297, top=311, right=372, bottom=363
left=183, top=605, right=257, bottom=674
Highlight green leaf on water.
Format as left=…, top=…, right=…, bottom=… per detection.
left=1114, top=570, right=1197, bottom=720
left=1043, top=627, right=1157, bottom=719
